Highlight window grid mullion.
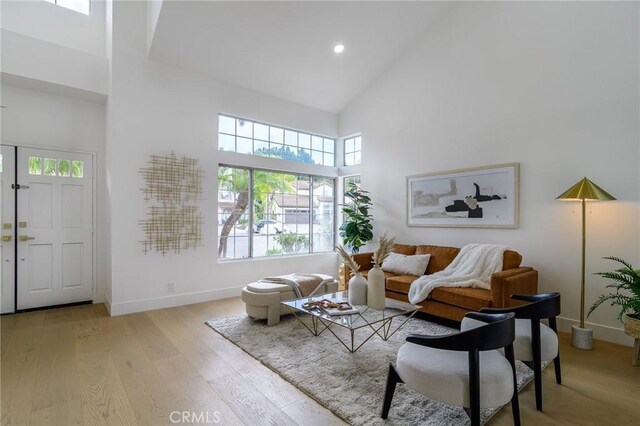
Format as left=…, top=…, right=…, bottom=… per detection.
left=248, top=169, right=254, bottom=258
left=309, top=176, right=314, bottom=254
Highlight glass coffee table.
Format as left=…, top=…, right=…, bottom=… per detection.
left=281, top=291, right=419, bottom=353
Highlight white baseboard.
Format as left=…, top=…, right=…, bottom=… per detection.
left=107, top=285, right=244, bottom=316
left=103, top=295, right=112, bottom=315
left=557, top=316, right=634, bottom=347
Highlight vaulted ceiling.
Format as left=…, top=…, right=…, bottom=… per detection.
left=148, top=1, right=452, bottom=113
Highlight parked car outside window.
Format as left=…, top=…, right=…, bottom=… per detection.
left=253, top=220, right=284, bottom=234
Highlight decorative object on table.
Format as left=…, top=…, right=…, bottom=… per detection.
left=368, top=232, right=396, bottom=309
left=407, top=162, right=519, bottom=228
left=339, top=182, right=374, bottom=253
left=349, top=271, right=368, bottom=306
left=337, top=244, right=368, bottom=305
left=588, top=257, right=640, bottom=365
left=302, top=299, right=359, bottom=316
left=556, top=177, right=616, bottom=350
left=206, top=314, right=541, bottom=425
left=139, top=152, right=204, bottom=255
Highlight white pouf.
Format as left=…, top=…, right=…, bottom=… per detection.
left=241, top=277, right=338, bottom=326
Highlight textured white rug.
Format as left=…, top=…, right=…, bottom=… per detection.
left=206, top=314, right=535, bottom=425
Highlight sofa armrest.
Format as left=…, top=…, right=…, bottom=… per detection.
left=490, top=267, right=538, bottom=308
left=340, top=252, right=374, bottom=287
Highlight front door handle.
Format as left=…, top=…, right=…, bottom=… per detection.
left=19, top=235, right=35, bottom=242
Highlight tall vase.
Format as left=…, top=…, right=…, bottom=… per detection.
left=367, top=265, right=386, bottom=310
left=348, top=272, right=368, bottom=306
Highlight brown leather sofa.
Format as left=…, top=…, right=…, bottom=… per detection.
left=342, top=243, right=538, bottom=322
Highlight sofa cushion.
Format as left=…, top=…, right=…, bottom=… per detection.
left=386, top=275, right=419, bottom=294
left=415, top=245, right=460, bottom=275
left=382, top=253, right=431, bottom=276
left=392, top=243, right=417, bottom=255
left=430, top=287, right=492, bottom=311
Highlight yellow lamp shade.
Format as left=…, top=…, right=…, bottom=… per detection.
left=556, top=177, right=616, bottom=201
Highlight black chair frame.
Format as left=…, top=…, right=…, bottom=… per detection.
left=481, top=292, right=561, bottom=411
left=381, top=312, right=521, bottom=426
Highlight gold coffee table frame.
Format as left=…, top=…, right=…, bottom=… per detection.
left=282, top=291, right=419, bottom=353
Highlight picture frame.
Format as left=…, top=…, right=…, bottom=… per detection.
left=407, top=163, right=519, bottom=228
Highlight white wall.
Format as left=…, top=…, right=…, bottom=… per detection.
left=106, top=1, right=339, bottom=315
left=340, top=2, right=640, bottom=345
left=1, top=29, right=109, bottom=99
left=1, top=0, right=109, bottom=99
left=0, top=83, right=108, bottom=307
left=1, top=0, right=106, bottom=57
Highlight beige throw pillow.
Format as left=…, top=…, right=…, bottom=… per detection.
left=381, top=253, right=431, bottom=276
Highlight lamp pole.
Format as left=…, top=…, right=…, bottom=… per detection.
left=580, top=198, right=586, bottom=329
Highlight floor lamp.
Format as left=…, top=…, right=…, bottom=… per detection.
left=556, top=177, right=616, bottom=350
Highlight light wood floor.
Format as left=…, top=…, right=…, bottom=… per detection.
left=1, top=299, right=639, bottom=426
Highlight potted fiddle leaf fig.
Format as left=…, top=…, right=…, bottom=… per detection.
left=588, top=257, right=640, bottom=363
left=339, top=182, right=373, bottom=254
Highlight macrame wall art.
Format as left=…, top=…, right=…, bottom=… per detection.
left=139, top=152, right=204, bottom=255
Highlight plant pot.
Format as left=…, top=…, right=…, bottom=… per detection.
left=623, top=313, right=640, bottom=338
left=367, top=265, right=386, bottom=310
left=623, top=313, right=640, bottom=366
left=348, top=272, right=368, bottom=306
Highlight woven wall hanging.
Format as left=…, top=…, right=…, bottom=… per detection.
left=139, top=152, right=204, bottom=255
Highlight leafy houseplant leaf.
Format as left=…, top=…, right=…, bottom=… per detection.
left=589, top=257, right=640, bottom=322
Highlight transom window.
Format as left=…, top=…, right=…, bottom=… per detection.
left=218, top=166, right=335, bottom=260
left=344, top=135, right=361, bottom=166
left=218, top=114, right=335, bottom=167
left=44, top=0, right=91, bottom=15
left=29, top=156, right=83, bottom=178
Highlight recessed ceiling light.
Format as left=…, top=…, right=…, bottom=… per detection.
left=334, top=44, right=345, bottom=54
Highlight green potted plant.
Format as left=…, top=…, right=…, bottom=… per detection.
left=588, top=256, right=640, bottom=365
left=339, top=183, right=373, bottom=254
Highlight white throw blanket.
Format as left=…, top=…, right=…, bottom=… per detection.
left=259, top=273, right=335, bottom=298
left=408, top=243, right=507, bottom=304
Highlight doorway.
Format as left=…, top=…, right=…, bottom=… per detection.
left=1, top=145, right=94, bottom=313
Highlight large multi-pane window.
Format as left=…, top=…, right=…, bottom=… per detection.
left=219, top=114, right=335, bottom=166
left=218, top=166, right=335, bottom=260
left=44, top=0, right=91, bottom=15
left=344, top=135, right=362, bottom=166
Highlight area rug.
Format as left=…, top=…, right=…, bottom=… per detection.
left=206, top=314, right=537, bottom=425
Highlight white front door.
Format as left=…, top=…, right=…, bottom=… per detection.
left=1, top=146, right=16, bottom=313
left=16, top=148, right=94, bottom=310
